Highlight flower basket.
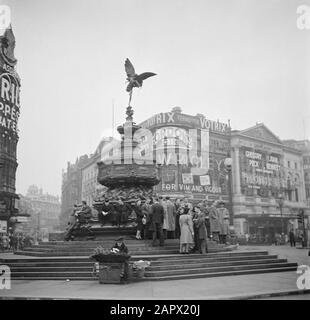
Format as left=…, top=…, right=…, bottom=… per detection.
left=89, top=246, right=131, bottom=263
left=90, top=246, right=131, bottom=284
left=130, top=260, right=151, bottom=279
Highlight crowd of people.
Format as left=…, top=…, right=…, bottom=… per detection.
left=0, top=232, right=34, bottom=252
left=96, top=196, right=231, bottom=254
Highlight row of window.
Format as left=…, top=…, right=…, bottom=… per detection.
left=0, top=162, right=16, bottom=192
left=287, top=160, right=299, bottom=170
left=0, top=134, right=18, bottom=157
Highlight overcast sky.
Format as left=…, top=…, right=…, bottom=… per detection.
left=1, top=0, right=309, bottom=197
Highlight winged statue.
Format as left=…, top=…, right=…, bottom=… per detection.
left=124, top=58, right=156, bottom=105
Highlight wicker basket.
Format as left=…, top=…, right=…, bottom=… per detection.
left=98, top=262, right=124, bottom=284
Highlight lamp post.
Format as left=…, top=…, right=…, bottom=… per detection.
left=277, top=193, right=284, bottom=236
left=224, top=156, right=234, bottom=229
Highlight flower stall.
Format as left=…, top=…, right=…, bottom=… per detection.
left=90, top=246, right=131, bottom=284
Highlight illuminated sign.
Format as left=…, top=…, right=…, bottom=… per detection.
left=240, top=147, right=285, bottom=196
left=0, top=71, right=20, bottom=133
left=140, top=112, right=229, bottom=134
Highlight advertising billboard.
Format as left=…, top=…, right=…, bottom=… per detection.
left=239, top=147, right=285, bottom=197
left=141, top=112, right=231, bottom=199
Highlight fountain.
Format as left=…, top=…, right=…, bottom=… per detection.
left=64, top=59, right=159, bottom=240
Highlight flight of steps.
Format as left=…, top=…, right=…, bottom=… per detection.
left=0, top=239, right=298, bottom=281
left=14, top=239, right=230, bottom=257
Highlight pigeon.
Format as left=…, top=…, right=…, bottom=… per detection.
left=125, top=58, right=156, bottom=92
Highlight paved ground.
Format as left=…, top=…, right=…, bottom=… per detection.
left=0, top=245, right=309, bottom=300
left=255, top=294, right=310, bottom=300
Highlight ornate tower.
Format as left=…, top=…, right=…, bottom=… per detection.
left=0, top=27, right=21, bottom=232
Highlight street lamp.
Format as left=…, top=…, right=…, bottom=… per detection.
left=224, top=156, right=234, bottom=229
left=277, top=193, right=284, bottom=236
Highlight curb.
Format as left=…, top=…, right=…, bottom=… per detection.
left=0, top=289, right=310, bottom=300
left=221, top=289, right=310, bottom=300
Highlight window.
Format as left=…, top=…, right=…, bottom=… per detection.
left=295, top=189, right=299, bottom=202
left=287, top=161, right=290, bottom=168
left=295, top=162, right=298, bottom=170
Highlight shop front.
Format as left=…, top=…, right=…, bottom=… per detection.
left=246, top=215, right=294, bottom=244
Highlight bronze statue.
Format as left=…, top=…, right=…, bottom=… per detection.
left=125, top=58, right=156, bottom=105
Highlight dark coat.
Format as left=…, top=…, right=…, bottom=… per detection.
left=102, top=202, right=113, bottom=214
left=80, top=205, right=92, bottom=219
left=151, top=203, right=164, bottom=225
left=195, top=214, right=208, bottom=240
left=111, top=242, right=128, bottom=254
left=209, top=206, right=220, bottom=233
left=134, top=204, right=144, bottom=229
left=142, top=203, right=153, bottom=231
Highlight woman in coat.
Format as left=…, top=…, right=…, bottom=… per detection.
left=193, top=206, right=208, bottom=254
left=179, top=207, right=194, bottom=254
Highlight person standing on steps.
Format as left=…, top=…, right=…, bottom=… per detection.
left=174, top=198, right=182, bottom=239
left=179, top=207, right=194, bottom=254
left=151, top=198, right=165, bottom=246
left=217, top=201, right=230, bottom=244
left=193, top=206, right=208, bottom=254
left=191, top=207, right=200, bottom=253
left=141, top=198, right=153, bottom=239
left=134, top=199, right=144, bottom=240
left=165, top=197, right=176, bottom=239
left=209, top=201, right=220, bottom=243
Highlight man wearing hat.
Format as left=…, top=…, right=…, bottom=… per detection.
left=110, top=237, right=129, bottom=281
left=209, top=201, right=220, bottom=243
left=111, top=237, right=128, bottom=254
left=217, top=201, right=230, bottom=244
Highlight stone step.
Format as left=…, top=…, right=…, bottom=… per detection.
left=140, top=266, right=298, bottom=281
left=146, top=259, right=289, bottom=271
left=144, top=262, right=298, bottom=277
left=11, top=248, right=260, bottom=258
left=5, top=254, right=278, bottom=268
left=13, top=249, right=181, bottom=256
left=9, top=266, right=297, bottom=281
left=28, top=245, right=195, bottom=251
left=147, top=254, right=276, bottom=265
left=9, top=258, right=288, bottom=273
left=3, top=249, right=297, bottom=281
left=23, top=245, right=180, bottom=252
left=9, top=263, right=297, bottom=280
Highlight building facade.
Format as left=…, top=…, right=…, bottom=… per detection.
left=25, top=185, right=61, bottom=234
left=0, top=27, right=21, bottom=234
left=81, top=137, right=113, bottom=206
left=14, top=186, right=61, bottom=237
left=59, top=155, right=89, bottom=229
left=231, top=124, right=308, bottom=238
left=64, top=108, right=310, bottom=240
left=138, top=107, right=231, bottom=202
left=283, top=140, right=310, bottom=208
